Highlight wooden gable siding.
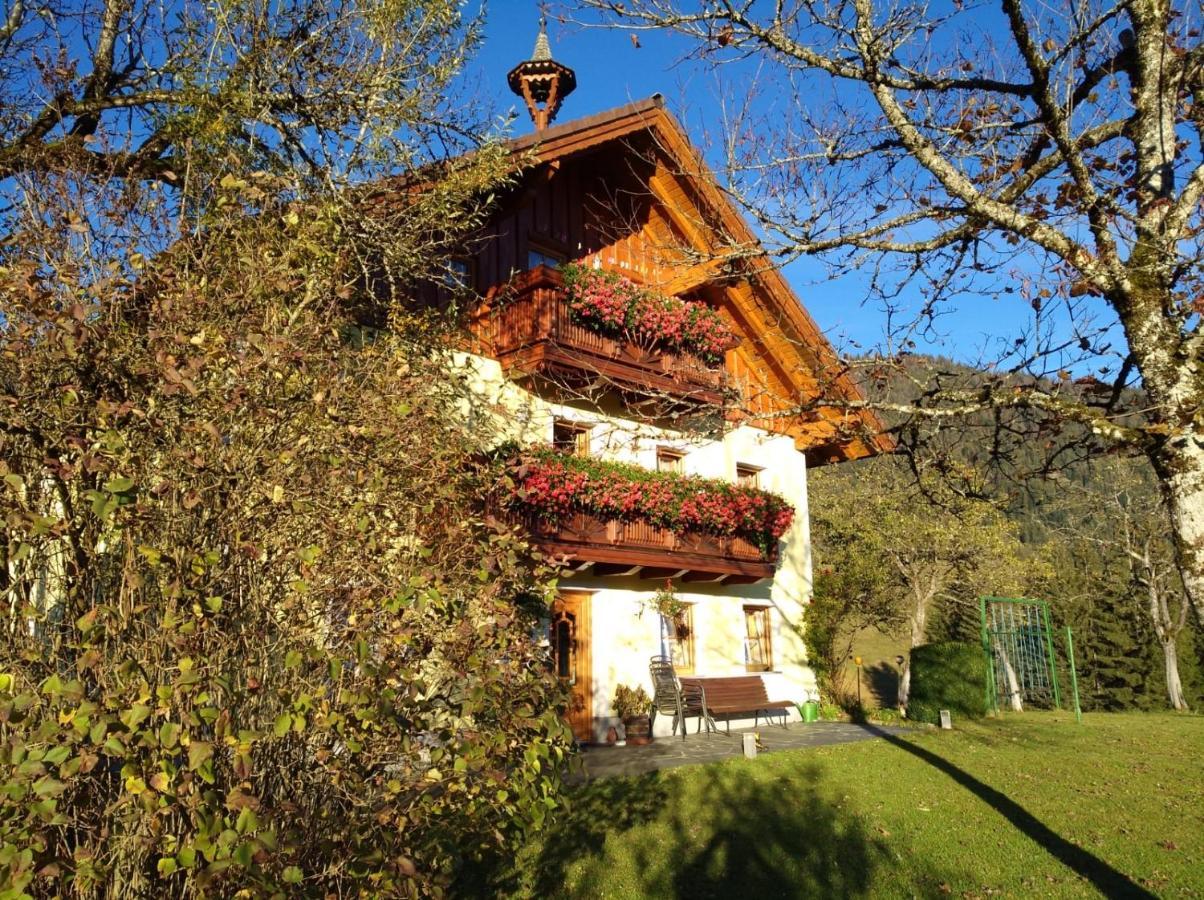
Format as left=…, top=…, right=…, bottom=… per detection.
left=465, top=141, right=673, bottom=291
left=459, top=113, right=883, bottom=460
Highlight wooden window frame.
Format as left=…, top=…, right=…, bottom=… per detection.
left=552, top=419, right=592, bottom=458
left=656, top=447, right=684, bottom=474
left=743, top=605, right=773, bottom=673
left=664, top=604, right=696, bottom=675
left=526, top=242, right=565, bottom=272
left=736, top=463, right=763, bottom=489
left=444, top=257, right=473, bottom=290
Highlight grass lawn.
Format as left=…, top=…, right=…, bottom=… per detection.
left=492, top=712, right=1204, bottom=898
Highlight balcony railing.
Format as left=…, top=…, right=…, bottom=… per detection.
left=506, top=509, right=778, bottom=582
left=481, top=266, right=728, bottom=405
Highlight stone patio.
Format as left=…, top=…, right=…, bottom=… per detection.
left=575, top=721, right=909, bottom=780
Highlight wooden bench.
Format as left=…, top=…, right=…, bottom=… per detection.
left=680, top=675, right=793, bottom=734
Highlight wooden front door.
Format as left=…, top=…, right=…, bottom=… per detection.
left=550, top=591, right=593, bottom=743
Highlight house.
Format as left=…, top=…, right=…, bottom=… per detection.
left=452, top=22, right=889, bottom=743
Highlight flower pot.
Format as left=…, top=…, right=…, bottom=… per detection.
left=622, top=715, right=652, bottom=745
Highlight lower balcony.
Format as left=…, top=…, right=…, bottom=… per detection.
left=509, top=509, right=778, bottom=584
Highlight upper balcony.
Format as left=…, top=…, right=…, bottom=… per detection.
left=478, top=266, right=729, bottom=406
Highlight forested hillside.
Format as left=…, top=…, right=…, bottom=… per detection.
left=809, top=355, right=1204, bottom=712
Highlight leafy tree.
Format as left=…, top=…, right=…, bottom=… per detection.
left=0, top=172, right=572, bottom=895
left=809, top=457, right=1037, bottom=707
left=1062, top=461, right=1194, bottom=708
left=579, top=0, right=1204, bottom=631
left=0, top=0, right=486, bottom=185
left=804, top=521, right=895, bottom=706
left=0, top=1, right=571, bottom=895
left=1029, top=457, right=1196, bottom=708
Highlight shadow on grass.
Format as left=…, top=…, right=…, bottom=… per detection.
left=477, top=760, right=956, bottom=898
left=866, top=726, right=1156, bottom=900
left=864, top=662, right=899, bottom=707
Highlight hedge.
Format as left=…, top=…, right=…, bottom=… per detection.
left=907, top=641, right=990, bottom=724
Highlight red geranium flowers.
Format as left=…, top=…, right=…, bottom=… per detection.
left=562, top=264, right=738, bottom=366
left=510, top=448, right=794, bottom=558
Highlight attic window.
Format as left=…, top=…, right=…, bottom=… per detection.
left=527, top=247, right=564, bottom=271
left=444, top=258, right=471, bottom=290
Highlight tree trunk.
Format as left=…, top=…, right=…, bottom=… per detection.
left=1154, top=437, right=1204, bottom=629
left=998, top=646, right=1024, bottom=711
left=1161, top=637, right=1189, bottom=711
left=896, top=589, right=932, bottom=707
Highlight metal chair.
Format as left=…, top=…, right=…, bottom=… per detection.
left=649, top=655, right=713, bottom=739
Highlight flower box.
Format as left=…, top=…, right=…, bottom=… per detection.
left=507, top=449, right=794, bottom=560
left=562, top=264, right=738, bottom=367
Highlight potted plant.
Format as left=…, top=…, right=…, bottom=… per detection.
left=613, top=684, right=653, bottom=746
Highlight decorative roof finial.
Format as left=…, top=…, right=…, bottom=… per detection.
left=508, top=6, right=576, bottom=131
left=532, top=7, right=552, bottom=61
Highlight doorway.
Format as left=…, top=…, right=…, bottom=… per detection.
left=550, top=591, right=593, bottom=743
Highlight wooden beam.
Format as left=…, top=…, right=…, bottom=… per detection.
left=721, top=574, right=766, bottom=586
left=534, top=540, right=776, bottom=580
left=681, top=571, right=726, bottom=583
left=592, top=563, right=641, bottom=577
left=640, top=566, right=687, bottom=581
left=656, top=258, right=724, bottom=296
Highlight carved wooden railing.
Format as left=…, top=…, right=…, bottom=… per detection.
left=481, top=266, right=728, bottom=402
left=503, top=508, right=778, bottom=579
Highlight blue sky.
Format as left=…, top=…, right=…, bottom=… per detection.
left=462, top=3, right=1122, bottom=374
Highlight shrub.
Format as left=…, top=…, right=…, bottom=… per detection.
left=0, top=182, right=572, bottom=897
left=818, top=702, right=845, bottom=721
left=906, top=642, right=990, bottom=724
left=866, top=706, right=904, bottom=726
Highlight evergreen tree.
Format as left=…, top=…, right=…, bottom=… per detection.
left=1080, top=587, right=1160, bottom=711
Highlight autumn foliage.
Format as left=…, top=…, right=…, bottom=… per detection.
left=0, top=176, right=572, bottom=897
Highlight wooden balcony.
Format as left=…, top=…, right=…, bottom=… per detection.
left=480, top=266, right=728, bottom=405
left=509, top=509, right=777, bottom=583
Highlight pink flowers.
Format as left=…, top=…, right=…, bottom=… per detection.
left=561, top=264, right=738, bottom=366
left=509, top=448, right=794, bottom=557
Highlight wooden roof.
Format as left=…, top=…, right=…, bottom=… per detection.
left=505, top=97, right=892, bottom=464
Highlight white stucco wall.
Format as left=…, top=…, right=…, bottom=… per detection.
left=454, top=351, right=820, bottom=741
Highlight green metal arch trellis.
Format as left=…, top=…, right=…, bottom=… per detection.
left=979, top=596, right=1063, bottom=713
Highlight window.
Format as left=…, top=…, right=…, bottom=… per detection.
left=527, top=247, right=564, bottom=271
left=744, top=606, right=772, bottom=672
left=552, top=419, right=592, bottom=457
left=554, top=616, right=573, bottom=681
left=656, top=447, right=684, bottom=474
left=444, top=258, right=472, bottom=290
left=662, top=605, right=695, bottom=675
left=736, top=464, right=762, bottom=489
